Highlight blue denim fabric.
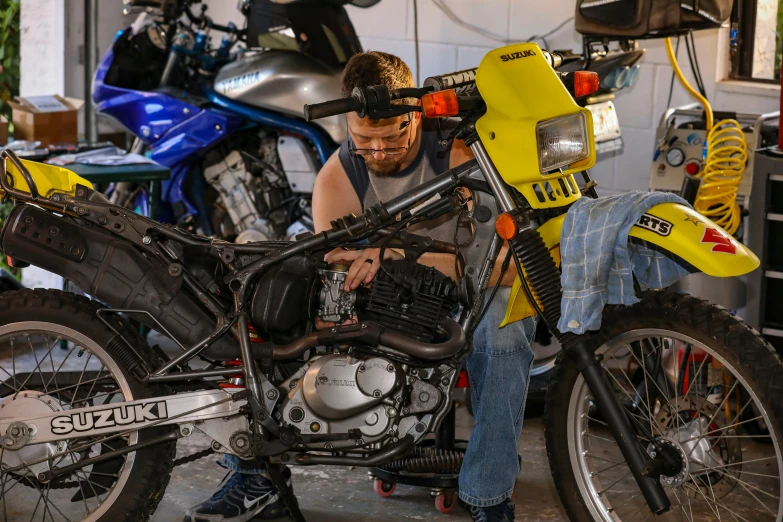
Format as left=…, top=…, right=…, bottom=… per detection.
left=459, top=286, right=536, bottom=507
left=221, top=454, right=266, bottom=475
left=224, top=287, right=536, bottom=507
left=558, top=191, right=692, bottom=335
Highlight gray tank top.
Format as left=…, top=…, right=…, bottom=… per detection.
left=338, top=119, right=459, bottom=243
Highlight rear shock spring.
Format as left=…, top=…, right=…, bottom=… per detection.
left=382, top=446, right=464, bottom=474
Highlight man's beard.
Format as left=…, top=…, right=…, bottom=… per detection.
left=364, top=154, right=407, bottom=176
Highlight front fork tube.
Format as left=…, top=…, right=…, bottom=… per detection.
left=566, top=341, right=671, bottom=515
left=468, top=140, right=669, bottom=514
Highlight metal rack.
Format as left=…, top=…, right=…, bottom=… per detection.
left=745, top=113, right=783, bottom=352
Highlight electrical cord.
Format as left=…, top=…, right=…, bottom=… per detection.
left=430, top=0, right=573, bottom=47
left=527, top=17, right=576, bottom=49
left=665, top=37, right=746, bottom=236
left=689, top=31, right=707, bottom=99
left=684, top=31, right=707, bottom=99
left=413, top=0, right=420, bottom=84
left=467, top=247, right=512, bottom=339
left=666, top=36, right=681, bottom=110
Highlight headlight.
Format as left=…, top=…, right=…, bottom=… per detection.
left=536, top=112, right=590, bottom=174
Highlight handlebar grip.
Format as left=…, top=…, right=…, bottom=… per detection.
left=423, top=68, right=477, bottom=95
left=304, top=97, right=361, bottom=121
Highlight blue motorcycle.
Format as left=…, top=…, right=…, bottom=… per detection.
left=93, top=0, right=376, bottom=241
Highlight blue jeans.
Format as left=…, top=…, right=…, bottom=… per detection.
left=223, top=287, right=536, bottom=508
left=459, top=287, right=536, bottom=507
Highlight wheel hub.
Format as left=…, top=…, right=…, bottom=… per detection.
left=0, top=391, right=66, bottom=478
left=647, top=437, right=689, bottom=487
left=656, top=395, right=743, bottom=499
left=674, top=416, right=726, bottom=472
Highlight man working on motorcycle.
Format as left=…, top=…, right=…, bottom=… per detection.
left=185, top=51, right=533, bottom=522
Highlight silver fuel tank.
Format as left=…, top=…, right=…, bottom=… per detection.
left=213, top=50, right=346, bottom=144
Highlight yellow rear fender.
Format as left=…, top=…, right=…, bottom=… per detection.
left=501, top=204, right=759, bottom=326
left=628, top=203, right=759, bottom=277
left=1, top=157, right=92, bottom=199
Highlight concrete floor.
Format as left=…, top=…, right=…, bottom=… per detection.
left=146, top=331, right=566, bottom=522
left=153, top=410, right=566, bottom=522
left=0, top=331, right=565, bottom=521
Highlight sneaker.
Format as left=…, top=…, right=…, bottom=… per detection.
left=469, top=499, right=515, bottom=522
left=183, top=468, right=291, bottom=522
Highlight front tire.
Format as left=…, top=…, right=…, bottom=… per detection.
left=545, top=291, right=783, bottom=522
left=0, top=289, right=175, bottom=522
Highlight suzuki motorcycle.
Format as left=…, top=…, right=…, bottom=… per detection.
left=94, top=0, right=371, bottom=241
left=0, top=42, right=779, bottom=522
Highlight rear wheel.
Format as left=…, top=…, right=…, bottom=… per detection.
left=546, top=291, right=783, bottom=522
left=0, top=289, right=175, bottom=522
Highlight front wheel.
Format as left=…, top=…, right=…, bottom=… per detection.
left=546, top=291, right=783, bottom=522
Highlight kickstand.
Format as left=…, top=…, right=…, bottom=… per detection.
left=267, top=463, right=307, bottom=522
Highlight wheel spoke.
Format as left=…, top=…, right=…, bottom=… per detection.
left=69, top=352, right=93, bottom=408
left=606, top=361, right=664, bottom=437
left=597, top=468, right=634, bottom=495
left=670, top=487, right=694, bottom=522
left=683, top=475, right=723, bottom=519
left=13, top=336, right=57, bottom=399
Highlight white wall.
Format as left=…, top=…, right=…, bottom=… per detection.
left=20, top=0, right=66, bottom=96
left=343, top=1, right=781, bottom=194
left=20, top=0, right=130, bottom=136
left=24, top=0, right=783, bottom=195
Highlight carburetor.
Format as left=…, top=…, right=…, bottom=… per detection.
left=318, top=264, right=357, bottom=323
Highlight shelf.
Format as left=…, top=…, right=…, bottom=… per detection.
left=768, top=213, right=783, bottom=221
left=766, top=270, right=783, bottom=279
left=762, top=327, right=783, bottom=338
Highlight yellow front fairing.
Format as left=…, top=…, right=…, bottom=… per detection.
left=2, top=158, right=92, bottom=199
left=475, top=43, right=596, bottom=210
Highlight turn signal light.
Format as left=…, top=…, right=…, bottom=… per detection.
left=574, top=71, right=600, bottom=98
left=422, top=90, right=459, bottom=118
left=495, top=213, right=519, bottom=240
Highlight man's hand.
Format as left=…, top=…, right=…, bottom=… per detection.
left=324, top=247, right=404, bottom=292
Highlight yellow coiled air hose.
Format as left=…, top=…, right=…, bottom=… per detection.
left=665, top=37, right=747, bottom=236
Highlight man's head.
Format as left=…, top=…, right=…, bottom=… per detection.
left=341, top=51, right=421, bottom=176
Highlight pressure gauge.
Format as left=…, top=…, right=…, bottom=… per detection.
left=665, top=147, right=685, bottom=167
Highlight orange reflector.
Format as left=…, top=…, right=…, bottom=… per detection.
left=574, top=71, right=600, bottom=97
left=495, top=213, right=518, bottom=240
left=421, top=90, right=459, bottom=118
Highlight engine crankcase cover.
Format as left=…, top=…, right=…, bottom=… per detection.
left=302, top=355, right=400, bottom=420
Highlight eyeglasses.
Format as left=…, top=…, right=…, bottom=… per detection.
left=348, top=118, right=413, bottom=157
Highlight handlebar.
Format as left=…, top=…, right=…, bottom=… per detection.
left=304, top=48, right=568, bottom=122
left=304, top=97, right=361, bottom=121
left=304, top=86, right=429, bottom=122
left=184, top=5, right=240, bottom=35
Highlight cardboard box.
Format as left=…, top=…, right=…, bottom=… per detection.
left=0, top=115, right=8, bottom=146
left=9, top=95, right=83, bottom=147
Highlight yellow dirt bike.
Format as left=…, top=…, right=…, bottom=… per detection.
left=0, top=42, right=777, bottom=522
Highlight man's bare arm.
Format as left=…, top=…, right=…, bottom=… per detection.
left=312, top=151, right=363, bottom=234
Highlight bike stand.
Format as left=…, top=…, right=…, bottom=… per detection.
left=267, top=463, right=307, bottom=522
left=369, top=403, right=466, bottom=515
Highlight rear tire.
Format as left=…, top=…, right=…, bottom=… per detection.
left=545, top=291, right=783, bottom=522
left=0, top=289, right=175, bottom=522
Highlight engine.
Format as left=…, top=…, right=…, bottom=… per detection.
left=270, top=258, right=460, bottom=451
left=277, top=352, right=448, bottom=451
left=202, top=131, right=317, bottom=243
left=319, top=259, right=459, bottom=342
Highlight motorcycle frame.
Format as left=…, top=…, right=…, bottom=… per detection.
left=0, top=128, right=671, bottom=512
